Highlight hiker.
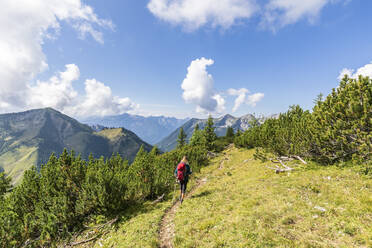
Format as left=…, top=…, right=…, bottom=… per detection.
left=174, top=156, right=192, bottom=203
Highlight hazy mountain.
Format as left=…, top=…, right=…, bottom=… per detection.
left=157, top=114, right=257, bottom=152
left=0, top=108, right=152, bottom=183
left=81, top=114, right=188, bottom=145
left=90, top=124, right=106, bottom=132
left=257, top=113, right=280, bottom=124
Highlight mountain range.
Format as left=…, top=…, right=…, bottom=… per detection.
left=0, top=108, right=275, bottom=183
left=157, top=114, right=258, bottom=152
left=81, top=114, right=189, bottom=145
left=0, top=108, right=152, bottom=183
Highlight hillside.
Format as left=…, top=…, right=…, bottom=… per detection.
left=96, top=128, right=152, bottom=161
left=157, top=114, right=256, bottom=152
left=70, top=147, right=371, bottom=247
left=0, top=108, right=151, bottom=183
left=82, top=113, right=188, bottom=145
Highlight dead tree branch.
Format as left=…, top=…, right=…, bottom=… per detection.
left=84, top=217, right=118, bottom=230
left=266, top=158, right=294, bottom=173
left=152, top=193, right=165, bottom=204
left=68, top=231, right=109, bottom=247
left=65, top=217, right=118, bottom=247
left=292, top=155, right=307, bottom=164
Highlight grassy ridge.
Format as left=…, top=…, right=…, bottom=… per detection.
left=174, top=148, right=372, bottom=247
left=0, top=146, right=38, bottom=184
left=73, top=147, right=371, bottom=247
left=96, top=128, right=127, bottom=142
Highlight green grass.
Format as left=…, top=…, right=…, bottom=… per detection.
left=71, top=163, right=203, bottom=248
left=72, top=147, right=371, bottom=248
left=96, top=128, right=126, bottom=142
left=174, top=148, right=372, bottom=248
left=85, top=201, right=169, bottom=248
left=71, top=188, right=177, bottom=248
left=0, top=145, right=38, bottom=184
left=72, top=177, right=204, bottom=248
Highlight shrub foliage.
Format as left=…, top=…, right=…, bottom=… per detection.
left=0, top=144, right=208, bottom=247
left=235, top=76, right=371, bottom=165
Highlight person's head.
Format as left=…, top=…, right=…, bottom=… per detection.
left=181, top=156, right=188, bottom=163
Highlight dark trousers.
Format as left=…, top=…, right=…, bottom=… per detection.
left=179, top=180, right=188, bottom=194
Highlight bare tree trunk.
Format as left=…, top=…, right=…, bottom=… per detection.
left=292, top=155, right=307, bottom=164
left=266, top=158, right=294, bottom=173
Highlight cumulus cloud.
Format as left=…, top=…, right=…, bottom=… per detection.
left=338, top=62, right=372, bottom=80
left=27, top=64, right=80, bottom=110
left=262, top=0, right=337, bottom=29
left=247, top=92, right=265, bottom=106
left=213, top=94, right=226, bottom=113
left=181, top=58, right=226, bottom=113
left=147, top=0, right=258, bottom=31
left=148, top=0, right=347, bottom=31
left=228, top=88, right=249, bottom=112
left=70, top=79, right=138, bottom=117
left=26, top=64, right=137, bottom=117
left=181, top=59, right=264, bottom=114
left=228, top=88, right=264, bottom=112
left=0, top=0, right=113, bottom=113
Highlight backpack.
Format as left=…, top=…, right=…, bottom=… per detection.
left=177, top=162, right=186, bottom=181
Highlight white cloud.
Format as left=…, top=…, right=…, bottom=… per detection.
left=181, top=58, right=226, bottom=113
left=228, top=88, right=249, bottom=112
left=28, top=64, right=79, bottom=110
left=70, top=79, right=138, bottom=117
left=75, top=23, right=104, bottom=44
left=338, top=62, right=372, bottom=80
left=262, top=0, right=332, bottom=28
left=147, top=0, right=258, bottom=31
left=26, top=64, right=137, bottom=117
left=247, top=92, right=264, bottom=106
left=228, top=88, right=264, bottom=112
left=181, top=59, right=264, bottom=114
left=262, top=0, right=352, bottom=30
left=213, top=94, right=226, bottom=113
left=338, top=68, right=353, bottom=80
left=0, top=0, right=112, bottom=113
left=148, top=0, right=347, bottom=31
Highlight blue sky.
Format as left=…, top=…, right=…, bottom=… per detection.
left=1, top=0, right=372, bottom=118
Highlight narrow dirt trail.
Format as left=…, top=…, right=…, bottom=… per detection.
left=158, top=152, right=231, bottom=248
left=158, top=177, right=207, bottom=248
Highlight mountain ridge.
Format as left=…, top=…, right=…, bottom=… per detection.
left=81, top=113, right=189, bottom=145
left=157, top=114, right=257, bottom=152
left=0, top=108, right=152, bottom=183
